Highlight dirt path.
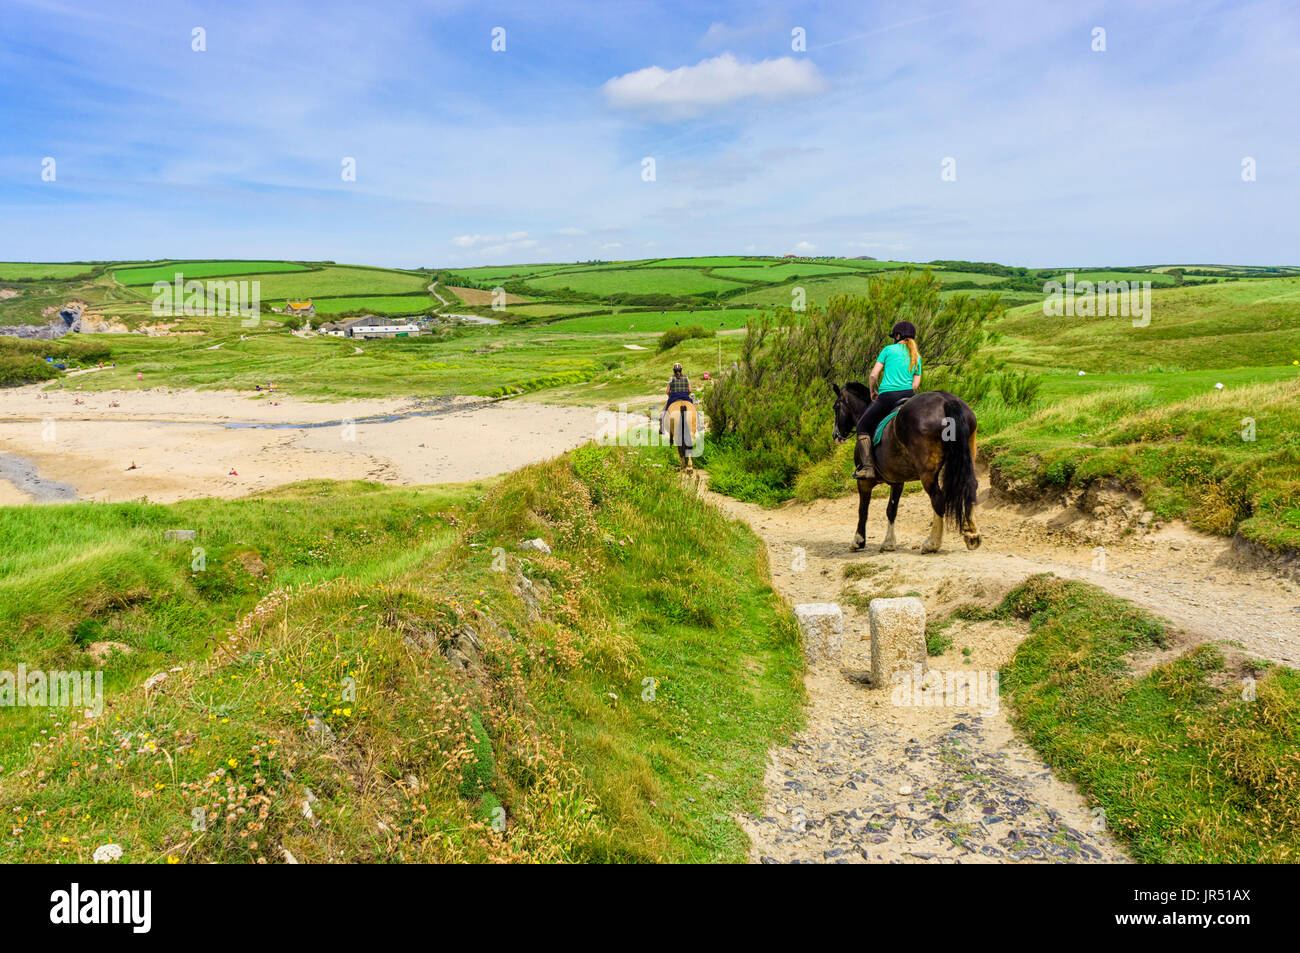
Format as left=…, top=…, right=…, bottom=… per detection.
left=703, top=476, right=1299, bottom=864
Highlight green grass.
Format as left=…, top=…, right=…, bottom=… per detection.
left=983, top=377, right=1300, bottom=551
left=979, top=276, right=1300, bottom=553
left=542, top=309, right=758, bottom=333
left=639, top=257, right=760, bottom=268
left=112, top=261, right=316, bottom=285
left=50, top=324, right=629, bottom=399
left=0, top=446, right=803, bottom=863
left=0, top=263, right=103, bottom=281
left=710, top=263, right=864, bottom=281
left=498, top=303, right=601, bottom=319
left=227, top=266, right=430, bottom=299
left=993, top=575, right=1300, bottom=863
left=522, top=268, right=750, bottom=297
left=994, top=276, right=1300, bottom=373
left=300, top=295, right=439, bottom=316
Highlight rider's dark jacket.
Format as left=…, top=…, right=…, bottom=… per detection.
left=667, top=376, right=692, bottom=403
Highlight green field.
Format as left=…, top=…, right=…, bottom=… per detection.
left=0, top=262, right=103, bottom=281
left=498, top=303, right=604, bottom=319
left=234, top=265, right=429, bottom=299
left=113, top=261, right=317, bottom=285
left=303, top=295, right=439, bottom=316
left=541, top=308, right=758, bottom=334
left=995, top=276, right=1300, bottom=373
left=638, top=256, right=757, bottom=268
left=521, top=267, right=749, bottom=297
left=711, top=262, right=865, bottom=281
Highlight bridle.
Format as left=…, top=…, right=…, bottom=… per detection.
left=832, top=395, right=849, bottom=443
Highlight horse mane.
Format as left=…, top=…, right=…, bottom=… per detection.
left=843, top=381, right=871, bottom=402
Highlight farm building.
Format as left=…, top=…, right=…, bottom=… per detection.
left=317, top=321, right=347, bottom=337
left=339, top=316, right=422, bottom=339
left=285, top=299, right=315, bottom=317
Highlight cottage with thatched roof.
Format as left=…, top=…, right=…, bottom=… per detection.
left=285, top=299, right=315, bottom=317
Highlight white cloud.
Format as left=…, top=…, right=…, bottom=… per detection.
left=451, top=232, right=537, bottom=259
left=602, top=53, right=825, bottom=117
left=452, top=232, right=532, bottom=249
left=556, top=226, right=586, bottom=236
left=478, top=239, right=538, bottom=257
left=792, top=240, right=816, bottom=254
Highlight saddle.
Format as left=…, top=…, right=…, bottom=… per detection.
left=872, top=396, right=911, bottom=446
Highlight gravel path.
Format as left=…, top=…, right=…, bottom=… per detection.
left=739, top=659, right=1129, bottom=864
left=709, top=471, right=1297, bottom=863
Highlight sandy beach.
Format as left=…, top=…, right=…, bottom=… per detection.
left=0, top=384, right=605, bottom=503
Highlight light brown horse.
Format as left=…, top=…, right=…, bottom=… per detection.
left=665, top=399, right=699, bottom=469
left=831, top=382, right=981, bottom=553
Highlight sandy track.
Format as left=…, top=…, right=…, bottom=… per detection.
left=708, top=481, right=1300, bottom=668
left=701, top=475, right=1299, bottom=864
left=0, top=385, right=602, bottom=503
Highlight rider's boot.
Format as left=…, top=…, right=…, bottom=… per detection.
left=854, top=433, right=876, bottom=480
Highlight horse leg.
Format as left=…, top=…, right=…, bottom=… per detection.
left=963, top=431, right=981, bottom=549
left=920, top=473, right=945, bottom=554
left=851, top=479, right=875, bottom=550
left=685, top=413, right=696, bottom=470
left=881, top=484, right=903, bottom=551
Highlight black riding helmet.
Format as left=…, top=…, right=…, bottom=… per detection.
left=890, top=320, right=917, bottom=341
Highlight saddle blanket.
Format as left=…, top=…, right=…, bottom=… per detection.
left=874, top=407, right=901, bottom=446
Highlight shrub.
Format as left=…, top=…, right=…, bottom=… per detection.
left=996, top=369, right=1043, bottom=407
left=657, top=324, right=713, bottom=351
left=703, top=270, right=1001, bottom=496
left=0, top=354, right=59, bottom=387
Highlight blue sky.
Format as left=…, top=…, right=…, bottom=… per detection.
left=1, top=0, right=1297, bottom=268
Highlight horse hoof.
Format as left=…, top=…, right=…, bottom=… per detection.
left=851, top=535, right=865, bottom=552
left=879, top=542, right=896, bottom=553
left=965, top=534, right=981, bottom=551
left=921, top=543, right=939, bottom=554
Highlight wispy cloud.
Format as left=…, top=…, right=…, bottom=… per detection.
left=602, top=53, right=826, bottom=118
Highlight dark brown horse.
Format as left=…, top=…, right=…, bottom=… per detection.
left=830, top=382, right=981, bottom=553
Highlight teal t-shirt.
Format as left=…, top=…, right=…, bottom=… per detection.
left=877, top=341, right=920, bottom=392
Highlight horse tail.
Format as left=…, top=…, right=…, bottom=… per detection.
left=680, top=405, right=693, bottom=447
left=939, top=396, right=978, bottom=529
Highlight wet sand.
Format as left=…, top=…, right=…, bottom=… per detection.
left=0, top=385, right=603, bottom=504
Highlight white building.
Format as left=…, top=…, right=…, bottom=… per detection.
left=344, top=317, right=423, bottom=339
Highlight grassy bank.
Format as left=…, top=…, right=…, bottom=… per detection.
left=0, top=446, right=802, bottom=863
left=987, top=575, right=1300, bottom=863
left=982, top=376, right=1300, bottom=552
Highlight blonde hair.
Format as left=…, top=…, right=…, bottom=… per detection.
left=903, top=337, right=920, bottom=374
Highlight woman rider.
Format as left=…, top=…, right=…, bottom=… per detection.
left=660, top=362, right=693, bottom=434
left=854, top=320, right=922, bottom=479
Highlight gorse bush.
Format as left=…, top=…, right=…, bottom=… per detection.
left=702, top=270, right=1002, bottom=501
left=658, top=324, right=714, bottom=351
left=0, top=354, right=59, bottom=387
left=996, top=369, right=1043, bottom=408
